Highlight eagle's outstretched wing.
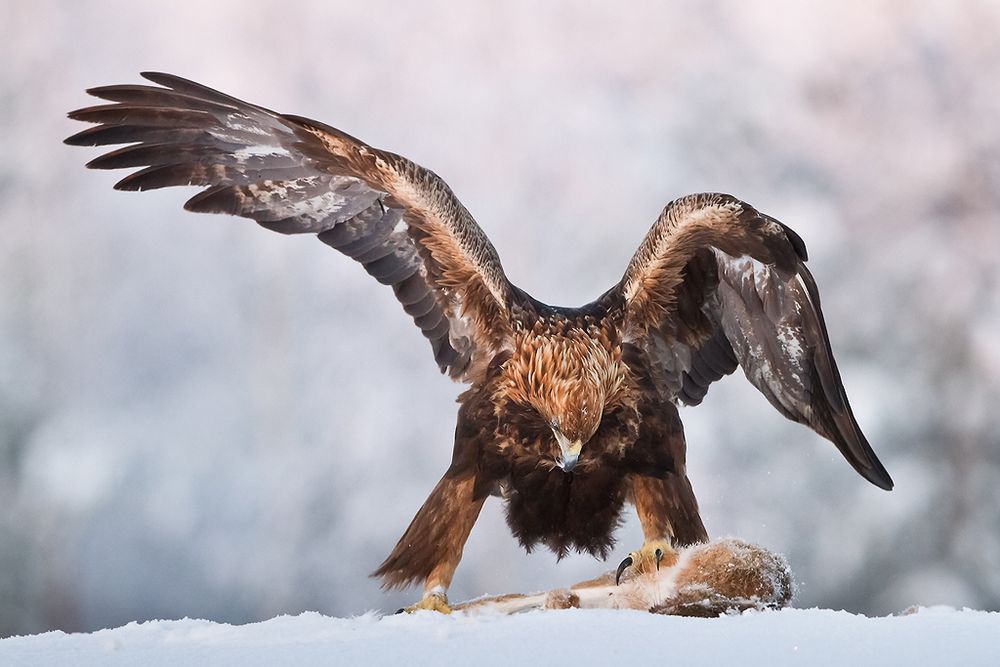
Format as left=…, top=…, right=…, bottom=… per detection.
left=66, top=72, right=512, bottom=382
left=618, top=193, right=892, bottom=490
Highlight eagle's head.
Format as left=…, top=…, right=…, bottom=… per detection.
left=499, top=328, right=628, bottom=472
left=544, top=383, right=604, bottom=472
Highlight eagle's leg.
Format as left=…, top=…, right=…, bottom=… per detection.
left=617, top=476, right=680, bottom=583
left=618, top=402, right=709, bottom=584
left=618, top=472, right=708, bottom=584
left=372, top=473, right=485, bottom=614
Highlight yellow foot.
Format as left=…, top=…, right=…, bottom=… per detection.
left=615, top=539, right=677, bottom=585
left=398, top=592, right=452, bottom=614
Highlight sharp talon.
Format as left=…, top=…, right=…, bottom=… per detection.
left=655, top=548, right=664, bottom=570
left=398, top=592, right=452, bottom=614
left=615, top=555, right=634, bottom=585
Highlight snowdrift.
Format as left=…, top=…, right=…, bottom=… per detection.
left=2, top=607, right=997, bottom=667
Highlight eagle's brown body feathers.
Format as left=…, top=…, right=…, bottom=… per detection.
left=67, top=73, right=893, bottom=608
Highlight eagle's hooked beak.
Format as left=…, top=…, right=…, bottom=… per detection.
left=553, top=429, right=583, bottom=473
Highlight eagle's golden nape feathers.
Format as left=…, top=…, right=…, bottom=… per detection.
left=67, top=73, right=892, bottom=611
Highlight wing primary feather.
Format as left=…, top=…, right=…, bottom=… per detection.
left=113, top=163, right=203, bottom=191
left=68, top=105, right=217, bottom=128
left=65, top=125, right=214, bottom=147
left=184, top=185, right=243, bottom=214
left=86, top=142, right=229, bottom=170
left=139, top=72, right=266, bottom=110
left=85, top=84, right=240, bottom=114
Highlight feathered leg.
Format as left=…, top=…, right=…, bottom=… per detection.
left=633, top=472, right=707, bottom=547
left=619, top=403, right=708, bottom=583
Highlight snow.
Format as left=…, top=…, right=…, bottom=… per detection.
left=5, top=0, right=1000, bottom=638
left=2, top=607, right=997, bottom=667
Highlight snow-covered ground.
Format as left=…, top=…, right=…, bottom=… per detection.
left=2, top=607, right=997, bottom=667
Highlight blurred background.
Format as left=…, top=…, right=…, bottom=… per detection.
left=2, top=0, right=999, bottom=636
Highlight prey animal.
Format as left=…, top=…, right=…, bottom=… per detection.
left=66, top=73, right=893, bottom=613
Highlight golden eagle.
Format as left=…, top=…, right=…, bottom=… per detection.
left=67, top=73, right=892, bottom=613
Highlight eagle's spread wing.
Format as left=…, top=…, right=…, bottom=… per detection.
left=66, top=72, right=512, bottom=381
left=619, top=193, right=893, bottom=490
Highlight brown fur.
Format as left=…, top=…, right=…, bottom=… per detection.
left=543, top=589, right=581, bottom=610
left=454, top=538, right=793, bottom=616
left=652, top=539, right=794, bottom=616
